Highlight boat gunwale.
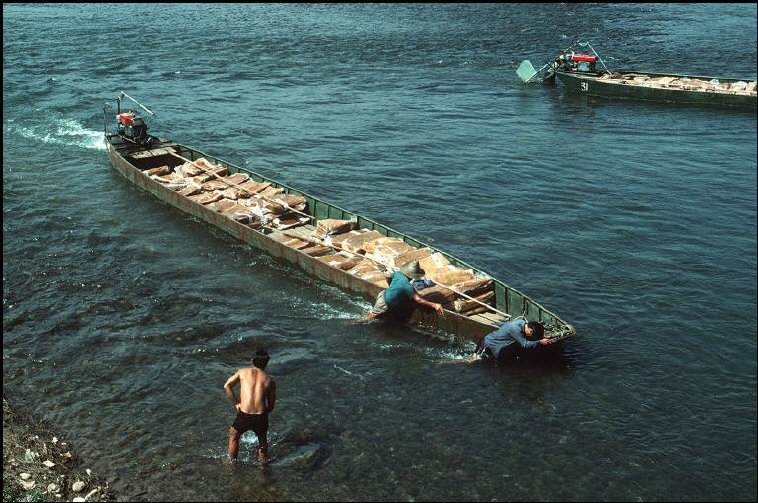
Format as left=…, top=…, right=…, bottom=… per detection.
left=557, top=68, right=758, bottom=85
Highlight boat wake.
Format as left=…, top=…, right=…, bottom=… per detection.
left=304, top=283, right=370, bottom=320
left=308, top=300, right=365, bottom=320
left=5, top=116, right=106, bottom=151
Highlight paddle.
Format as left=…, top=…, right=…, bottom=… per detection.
left=517, top=59, right=552, bottom=83
left=517, top=56, right=564, bottom=84
left=415, top=277, right=511, bottom=319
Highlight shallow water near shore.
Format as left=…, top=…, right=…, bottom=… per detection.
left=3, top=3, right=756, bottom=501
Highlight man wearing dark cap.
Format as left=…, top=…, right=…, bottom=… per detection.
left=224, top=348, right=277, bottom=464
left=472, top=319, right=554, bottom=362
left=357, top=260, right=444, bottom=322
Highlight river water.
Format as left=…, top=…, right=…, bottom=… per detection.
left=3, top=3, right=756, bottom=501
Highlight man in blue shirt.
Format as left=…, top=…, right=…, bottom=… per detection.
left=357, top=260, right=444, bottom=322
left=472, top=319, right=554, bottom=361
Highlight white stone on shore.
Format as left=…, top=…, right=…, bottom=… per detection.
left=19, top=479, right=36, bottom=490
left=72, top=480, right=86, bottom=492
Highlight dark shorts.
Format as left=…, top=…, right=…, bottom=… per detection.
left=476, top=339, right=522, bottom=363
left=232, top=411, right=269, bottom=440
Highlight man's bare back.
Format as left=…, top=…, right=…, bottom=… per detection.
left=224, top=349, right=277, bottom=462
left=224, top=367, right=276, bottom=415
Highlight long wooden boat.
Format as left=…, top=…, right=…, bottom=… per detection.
left=517, top=41, right=757, bottom=110
left=102, top=92, right=575, bottom=344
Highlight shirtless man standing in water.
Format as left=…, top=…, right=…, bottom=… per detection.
left=224, top=349, right=277, bottom=464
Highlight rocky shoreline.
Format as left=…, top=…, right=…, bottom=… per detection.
left=3, top=392, right=114, bottom=502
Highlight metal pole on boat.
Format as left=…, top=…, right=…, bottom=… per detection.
left=119, top=91, right=155, bottom=116
left=581, top=41, right=612, bottom=74
left=281, top=229, right=512, bottom=320
left=423, top=279, right=512, bottom=319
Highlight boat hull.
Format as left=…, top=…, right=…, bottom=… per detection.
left=105, top=133, right=575, bottom=343
left=555, top=70, right=757, bottom=109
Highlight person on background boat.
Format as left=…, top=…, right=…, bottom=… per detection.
left=224, top=348, right=277, bottom=465
left=356, top=260, right=444, bottom=323
left=471, top=319, right=554, bottom=362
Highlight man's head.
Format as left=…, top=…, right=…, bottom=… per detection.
left=526, top=321, right=545, bottom=339
left=400, top=261, right=425, bottom=279
left=252, top=348, right=270, bottom=370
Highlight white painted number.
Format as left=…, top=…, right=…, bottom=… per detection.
left=580, top=82, right=588, bottom=92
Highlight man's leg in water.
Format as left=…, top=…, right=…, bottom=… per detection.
left=257, top=432, right=268, bottom=465
left=228, top=426, right=241, bottom=460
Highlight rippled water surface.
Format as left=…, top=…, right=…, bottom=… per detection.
left=3, top=3, right=756, bottom=502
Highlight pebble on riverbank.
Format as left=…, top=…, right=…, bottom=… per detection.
left=3, top=393, right=114, bottom=502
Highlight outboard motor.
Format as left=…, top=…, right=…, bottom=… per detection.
left=117, top=111, right=153, bottom=147
left=567, top=52, right=597, bottom=73
left=130, top=116, right=148, bottom=143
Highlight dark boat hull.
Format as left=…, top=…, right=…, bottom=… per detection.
left=105, top=133, right=575, bottom=343
left=555, top=70, right=757, bottom=109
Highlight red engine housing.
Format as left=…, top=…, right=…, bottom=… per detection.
left=118, top=112, right=135, bottom=125
left=570, top=53, right=597, bottom=63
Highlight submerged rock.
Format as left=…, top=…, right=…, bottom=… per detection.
left=272, top=441, right=328, bottom=469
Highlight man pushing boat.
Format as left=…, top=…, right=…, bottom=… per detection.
left=471, top=319, right=555, bottom=362
left=356, top=260, right=444, bottom=323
